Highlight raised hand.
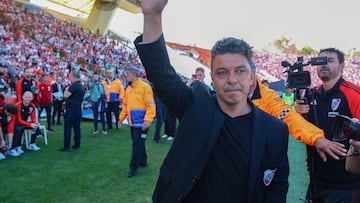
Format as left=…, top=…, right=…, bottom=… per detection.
left=140, top=0, right=168, bottom=15
left=141, top=0, right=168, bottom=44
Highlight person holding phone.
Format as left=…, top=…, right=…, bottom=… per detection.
left=186, top=67, right=205, bottom=86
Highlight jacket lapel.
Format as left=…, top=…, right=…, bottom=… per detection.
left=248, top=104, right=266, bottom=200
left=205, top=96, right=225, bottom=155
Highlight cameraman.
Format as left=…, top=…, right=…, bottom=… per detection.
left=296, top=48, right=360, bottom=202
left=87, top=72, right=107, bottom=135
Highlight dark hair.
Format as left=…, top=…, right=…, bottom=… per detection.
left=211, top=37, right=255, bottom=70
left=3, top=103, right=18, bottom=115
left=319, top=48, right=345, bottom=64
left=127, top=65, right=140, bottom=77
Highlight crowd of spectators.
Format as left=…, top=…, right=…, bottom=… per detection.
left=3, top=0, right=359, bottom=90
left=0, top=0, right=144, bottom=92
left=0, top=0, right=146, bottom=159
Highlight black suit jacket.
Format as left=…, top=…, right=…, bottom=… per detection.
left=135, top=35, right=289, bottom=203
left=52, top=82, right=64, bottom=102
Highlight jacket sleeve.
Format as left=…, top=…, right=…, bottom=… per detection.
left=34, top=79, right=41, bottom=104
left=135, top=35, right=192, bottom=118
left=15, top=78, right=23, bottom=101
left=119, top=89, right=128, bottom=122
left=102, top=80, right=110, bottom=102
left=143, top=84, right=156, bottom=123
left=118, top=80, right=125, bottom=102
left=254, top=83, right=324, bottom=146
left=30, top=103, right=37, bottom=123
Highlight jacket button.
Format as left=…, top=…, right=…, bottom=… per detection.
left=192, top=176, right=199, bottom=182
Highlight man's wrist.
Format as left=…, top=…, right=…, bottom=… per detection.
left=350, top=145, right=360, bottom=156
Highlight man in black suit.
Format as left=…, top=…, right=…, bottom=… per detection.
left=52, top=76, right=64, bottom=125
left=134, top=1, right=289, bottom=202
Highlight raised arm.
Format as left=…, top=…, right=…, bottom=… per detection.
left=141, top=0, right=168, bottom=44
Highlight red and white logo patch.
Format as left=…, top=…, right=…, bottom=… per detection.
left=331, top=98, right=341, bottom=111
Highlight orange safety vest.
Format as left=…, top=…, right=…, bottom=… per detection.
left=252, top=78, right=324, bottom=146
left=119, top=78, right=156, bottom=128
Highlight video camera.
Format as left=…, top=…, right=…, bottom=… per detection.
left=332, top=115, right=360, bottom=141
left=282, top=56, right=327, bottom=103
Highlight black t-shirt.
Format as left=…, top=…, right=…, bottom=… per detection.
left=65, top=81, right=85, bottom=110
left=185, top=111, right=253, bottom=202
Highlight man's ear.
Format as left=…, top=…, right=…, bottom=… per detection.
left=250, top=70, right=256, bottom=83
left=340, top=63, right=345, bottom=72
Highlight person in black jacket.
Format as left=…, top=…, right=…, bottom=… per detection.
left=296, top=48, right=360, bottom=202
left=52, top=76, right=64, bottom=125
left=134, top=1, right=289, bottom=202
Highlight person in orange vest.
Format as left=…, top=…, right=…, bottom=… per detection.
left=102, top=68, right=124, bottom=130
left=249, top=77, right=346, bottom=161
left=118, top=65, right=156, bottom=178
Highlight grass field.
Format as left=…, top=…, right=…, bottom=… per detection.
left=1, top=119, right=308, bottom=202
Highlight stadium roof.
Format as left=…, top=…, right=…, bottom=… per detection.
left=46, top=0, right=141, bottom=15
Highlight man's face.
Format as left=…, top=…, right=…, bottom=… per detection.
left=43, top=76, right=49, bottom=83
left=195, top=70, right=205, bottom=82
left=286, top=87, right=292, bottom=94
left=125, top=71, right=136, bottom=83
left=106, top=70, right=113, bottom=80
left=22, top=92, right=33, bottom=105
left=0, top=67, right=5, bottom=74
left=211, top=53, right=254, bottom=107
left=317, top=51, right=343, bottom=82
left=24, top=68, right=33, bottom=79
left=92, top=74, right=99, bottom=82
left=56, top=76, right=62, bottom=83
